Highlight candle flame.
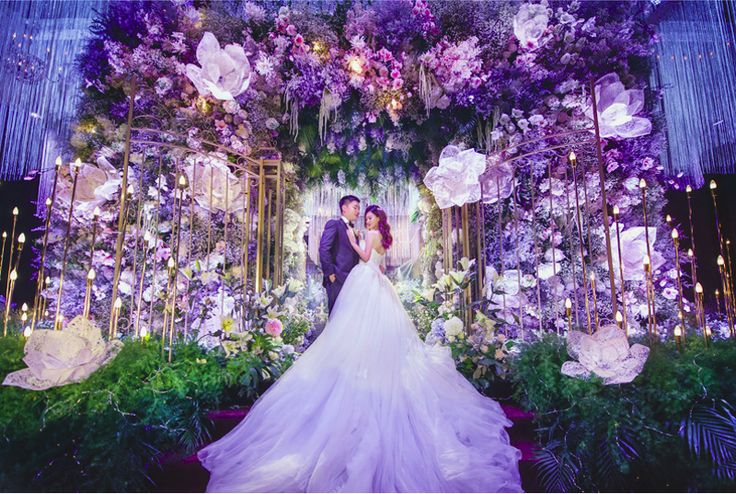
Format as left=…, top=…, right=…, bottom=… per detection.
left=671, top=228, right=678, bottom=239
left=564, top=298, right=572, bottom=309
left=717, top=255, right=725, bottom=266
left=639, top=178, right=647, bottom=189
left=643, top=254, right=651, bottom=266
left=168, top=257, right=175, bottom=269
left=87, top=268, right=96, bottom=280
left=10, top=269, right=17, bottom=281
left=613, top=205, right=620, bottom=216
left=568, top=151, right=577, bottom=163
left=23, top=326, right=32, bottom=337
left=686, top=184, right=692, bottom=193
left=709, top=179, right=717, bottom=190
left=615, top=311, right=623, bottom=323
left=114, top=297, right=122, bottom=309
left=12, top=207, right=19, bottom=216
left=93, top=206, right=101, bottom=217
left=695, top=282, right=703, bottom=294
left=674, top=325, right=682, bottom=337
left=55, top=156, right=62, bottom=167
left=45, top=198, right=52, bottom=206
left=18, top=233, right=25, bottom=243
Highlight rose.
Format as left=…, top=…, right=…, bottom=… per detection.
left=265, top=318, right=283, bottom=338
left=186, top=32, right=252, bottom=100
left=444, top=316, right=464, bottom=342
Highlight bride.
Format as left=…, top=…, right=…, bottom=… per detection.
left=198, top=205, right=522, bottom=492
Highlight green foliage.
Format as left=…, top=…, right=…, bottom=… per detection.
left=0, top=335, right=284, bottom=492
left=512, top=335, right=736, bottom=492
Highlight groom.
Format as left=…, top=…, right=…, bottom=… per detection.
left=319, top=195, right=361, bottom=315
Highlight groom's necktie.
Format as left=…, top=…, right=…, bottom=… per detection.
left=348, top=221, right=355, bottom=229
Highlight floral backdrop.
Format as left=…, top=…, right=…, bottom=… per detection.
left=31, top=0, right=721, bottom=380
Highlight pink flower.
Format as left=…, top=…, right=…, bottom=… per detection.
left=286, top=24, right=297, bottom=36
left=294, top=34, right=304, bottom=46
left=265, top=318, right=283, bottom=337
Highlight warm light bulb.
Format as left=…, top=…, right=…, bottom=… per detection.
left=716, top=289, right=720, bottom=296
left=21, top=313, right=27, bottom=322
left=666, top=214, right=672, bottom=223
left=613, top=205, right=620, bottom=216
left=143, top=231, right=151, bottom=242
left=17, top=233, right=25, bottom=244
left=87, top=268, right=96, bottom=281
left=565, top=298, right=572, bottom=309
left=45, top=198, right=52, bottom=206
left=709, top=179, right=717, bottom=190
left=589, top=272, right=595, bottom=282
left=23, top=326, right=32, bottom=338
left=674, top=325, right=682, bottom=337
left=348, top=57, right=363, bottom=74
left=168, top=257, right=175, bottom=269
left=126, top=184, right=134, bottom=195
left=643, top=254, right=651, bottom=267
left=93, top=206, right=101, bottom=217
left=686, top=184, right=692, bottom=193
left=2, top=232, right=6, bottom=238
left=10, top=269, right=17, bottom=281
left=45, top=276, right=51, bottom=285
left=615, top=311, right=623, bottom=323
left=639, top=178, right=647, bottom=189
left=12, top=207, right=19, bottom=216
left=73, top=158, right=82, bottom=172
left=687, top=248, right=693, bottom=257
left=568, top=151, right=577, bottom=163
left=140, top=326, right=149, bottom=338
left=705, top=325, right=712, bottom=336
left=55, top=156, right=62, bottom=168
left=114, top=297, right=122, bottom=310
left=671, top=228, right=678, bottom=240
left=717, top=255, right=725, bottom=266
left=178, top=174, right=188, bottom=188
left=695, top=282, right=703, bottom=294
left=21, top=303, right=28, bottom=312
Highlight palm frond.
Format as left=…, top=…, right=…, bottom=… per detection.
left=681, top=399, right=736, bottom=480
left=534, top=440, right=580, bottom=493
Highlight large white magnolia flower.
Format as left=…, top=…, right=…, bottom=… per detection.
left=586, top=73, right=652, bottom=139
left=513, top=2, right=549, bottom=49
left=184, top=154, right=244, bottom=213
left=610, top=226, right=665, bottom=281
left=423, top=145, right=486, bottom=209
left=186, top=32, right=252, bottom=100
left=561, top=324, right=650, bottom=385
left=57, top=156, right=121, bottom=216
left=2, top=316, right=123, bottom=391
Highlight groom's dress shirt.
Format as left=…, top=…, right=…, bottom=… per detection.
left=341, top=215, right=354, bottom=229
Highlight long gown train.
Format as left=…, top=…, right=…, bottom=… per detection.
left=198, top=248, right=522, bottom=492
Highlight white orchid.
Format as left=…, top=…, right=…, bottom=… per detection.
left=423, top=145, right=486, bottom=209
left=586, top=72, right=652, bottom=139
left=186, top=32, right=252, bottom=100
left=561, top=324, right=649, bottom=385
left=513, top=2, right=550, bottom=49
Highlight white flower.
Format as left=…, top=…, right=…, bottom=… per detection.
left=513, top=2, right=550, bottom=49
left=423, top=145, right=486, bottom=209
left=155, top=77, right=173, bottom=96
left=255, top=53, right=276, bottom=77
left=186, top=32, right=252, bottom=100
left=610, top=226, right=666, bottom=281
left=184, top=154, right=245, bottom=213
left=265, top=117, right=280, bottom=130
left=56, top=156, right=121, bottom=216
left=223, top=99, right=240, bottom=114
left=561, top=324, right=650, bottom=385
left=585, top=72, right=652, bottom=139
left=444, top=316, right=464, bottom=342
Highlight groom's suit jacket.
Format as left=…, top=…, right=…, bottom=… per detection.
left=319, top=218, right=360, bottom=288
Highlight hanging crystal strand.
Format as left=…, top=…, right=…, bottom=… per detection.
left=651, top=0, right=736, bottom=183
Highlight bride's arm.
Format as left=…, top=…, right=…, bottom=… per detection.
left=347, top=229, right=376, bottom=262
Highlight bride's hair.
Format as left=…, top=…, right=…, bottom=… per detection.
left=365, top=205, right=393, bottom=250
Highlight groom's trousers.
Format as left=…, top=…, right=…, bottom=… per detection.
left=326, top=280, right=344, bottom=315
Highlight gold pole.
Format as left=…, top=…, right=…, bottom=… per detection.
left=569, top=152, right=592, bottom=334
left=640, top=179, right=657, bottom=336
left=589, top=272, right=599, bottom=332
left=32, top=157, right=62, bottom=331
left=221, top=175, right=230, bottom=317
left=590, top=79, right=618, bottom=314
left=274, top=160, right=282, bottom=285
left=475, top=200, right=485, bottom=302
left=529, top=177, right=543, bottom=332
left=134, top=231, right=151, bottom=337
left=109, top=92, right=136, bottom=339
left=55, top=159, right=81, bottom=330
left=672, top=228, right=686, bottom=339
left=548, top=161, right=559, bottom=331
left=265, top=189, right=273, bottom=283
left=127, top=166, right=146, bottom=329
left=3, top=270, right=17, bottom=336
left=563, top=168, right=580, bottom=328
left=461, top=203, right=472, bottom=325
left=184, top=160, right=197, bottom=338
left=565, top=297, right=572, bottom=334
left=685, top=185, right=699, bottom=303
left=4, top=208, right=18, bottom=311
left=83, top=268, right=95, bottom=319
left=255, top=160, right=266, bottom=292
left=242, top=177, right=252, bottom=291
left=496, top=175, right=506, bottom=314
left=206, top=164, right=214, bottom=271
left=512, top=178, right=524, bottom=338
left=149, top=155, right=164, bottom=337
left=612, top=206, right=628, bottom=336
left=168, top=174, right=187, bottom=357
left=162, top=257, right=174, bottom=358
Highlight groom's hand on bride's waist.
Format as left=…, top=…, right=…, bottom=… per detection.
left=329, top=274, right=336, bottom=283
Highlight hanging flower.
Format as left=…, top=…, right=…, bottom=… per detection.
left=186, top=32, right=252, bottom=100
left=513, top=2, right=550, bottom=49
left=585, top=72, right=652, bottom=139
left=423, top=145, right=486, bottom=209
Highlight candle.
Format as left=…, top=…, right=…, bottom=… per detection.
left=56, top=159, right=82, bottom=330
left=643, top=254, right=657, bottom=341
left=695, top=282, right=706, bottom=340
left=83, top=268, right=95, bottom=319
left=565, top=297, right=573, bottom=334
left=715, top=289, right=721, bottom=315
left=4, top=208, right=18, bottom=311
left=589, top=272, right=599, bottom=331
left=640, top=179, right=656, bottom=333
left=112, top=297, right=122, bottom=339
left=671, top=228, right=685, bottom=338
left=563, top=168, right=580, bottom=328
left=134, top=231, right=151, bottom=338
left=3, top=269, right=18, bottom=336
left=674, top=324, right=683, bottom=352
left=23, top=326, right=31, bottom=338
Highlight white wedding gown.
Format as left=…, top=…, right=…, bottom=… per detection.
left=198, top=246, right=522, bottom=492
